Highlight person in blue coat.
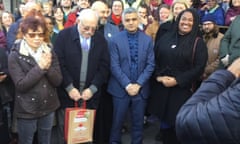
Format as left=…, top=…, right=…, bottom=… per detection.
left=108, top=7, right=155, bottom=144
left=200, top=0, right=225, bottom=25
left=176, top=57, right=240, bottom=144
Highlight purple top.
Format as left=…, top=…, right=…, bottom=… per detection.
left=225, top=6, right=240, bottom=26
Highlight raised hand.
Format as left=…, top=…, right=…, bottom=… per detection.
left=227, top=57, right=240, bottom=78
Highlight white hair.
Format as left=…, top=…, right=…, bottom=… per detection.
left=77, top=8, right=99, bottom=22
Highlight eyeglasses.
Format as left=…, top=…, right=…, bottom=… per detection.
left=27, top=32, right=45, bottom=38
left=80, top=22, right=97, bottom=32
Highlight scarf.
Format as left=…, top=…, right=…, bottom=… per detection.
left=111, top=13, right=121, bottom=25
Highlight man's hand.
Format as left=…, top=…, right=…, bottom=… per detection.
left=81, top=88, right=93, bottom=101
left=139, top=15, right=148, bottom=25
left=201, top=4, right=209, bottom=11
left=126, top=83, right=141, bottom=96
left=68, top=88, right=81, bottom=101
left=221, top=54, right=229, bottom=67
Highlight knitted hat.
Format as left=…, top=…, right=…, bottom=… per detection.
left=201, top=14, right=216, bottom=24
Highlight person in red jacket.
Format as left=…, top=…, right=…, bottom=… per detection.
left=64, top=0, right=90, bottom=28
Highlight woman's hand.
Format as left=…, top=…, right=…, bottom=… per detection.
left=0, top=74, right=7, bottom=82
left=38, top=52, right=52, bottom=70
left=156, top=76, right=177, bottom=87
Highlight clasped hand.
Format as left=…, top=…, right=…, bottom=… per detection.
left=126, top=83, right=141, bottom=96
left=0, top=74, right=7, bottom=82
left=38, top=52, right=52, bottom=70
left=156, top=76, right=177, bottom=87
left=68, top=88, right=93, bottom=101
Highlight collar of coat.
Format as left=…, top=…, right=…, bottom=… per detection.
left=17, top=39, right=51, bottom=56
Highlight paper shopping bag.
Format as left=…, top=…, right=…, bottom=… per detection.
left=64, top=101, right=95, bottom=144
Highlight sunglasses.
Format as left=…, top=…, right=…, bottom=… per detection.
left=27, top=32, right=45, bottom=38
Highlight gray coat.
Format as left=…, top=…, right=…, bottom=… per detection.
left=219, top=16, right=240, bottom=68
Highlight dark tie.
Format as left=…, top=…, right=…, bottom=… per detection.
left=81, top=38, right=89, bottom=51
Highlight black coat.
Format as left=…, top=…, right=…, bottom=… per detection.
left=54, top=26, right=110, bottom=109
left=176, top=70, right=240, bottom=144
left=0, top=48, right=14, bottom=105
left=148, top=32, right=208, bottom=125
left=8, top=40, right=62, bottom=119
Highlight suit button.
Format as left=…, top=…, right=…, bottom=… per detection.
left=32, top=98, right=35, bottom=101
left=43, top=84, right=47, bottom=88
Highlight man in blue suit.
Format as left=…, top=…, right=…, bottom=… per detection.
left=108, top=7, right=155, bottom=144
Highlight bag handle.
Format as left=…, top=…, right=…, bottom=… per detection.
left=191, top=37, right=200, bottom=92
left=192, top=37, right=200, bottom=65
left=74, top=100, right=86, bottom=109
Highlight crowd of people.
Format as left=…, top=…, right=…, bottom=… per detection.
left=1, top=0, right=240, bottom=144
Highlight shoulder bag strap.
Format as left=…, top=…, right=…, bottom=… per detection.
left=192, top=37, right=200, bottom=66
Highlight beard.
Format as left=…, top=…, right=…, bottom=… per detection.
left=99, top=18, right=107, bottom=25
left=203, top=27, right=215, bottom=34
left=203, top=26, right=219, bottom=42
left=203, top=29, right=211, bottom=34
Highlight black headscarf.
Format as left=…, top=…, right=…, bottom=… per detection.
left=174, top=8, right=201, bottom=59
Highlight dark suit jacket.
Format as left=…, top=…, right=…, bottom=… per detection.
left=54, top=25, right=110, bottom=109
left=107, top=30, right=155, bottom=99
